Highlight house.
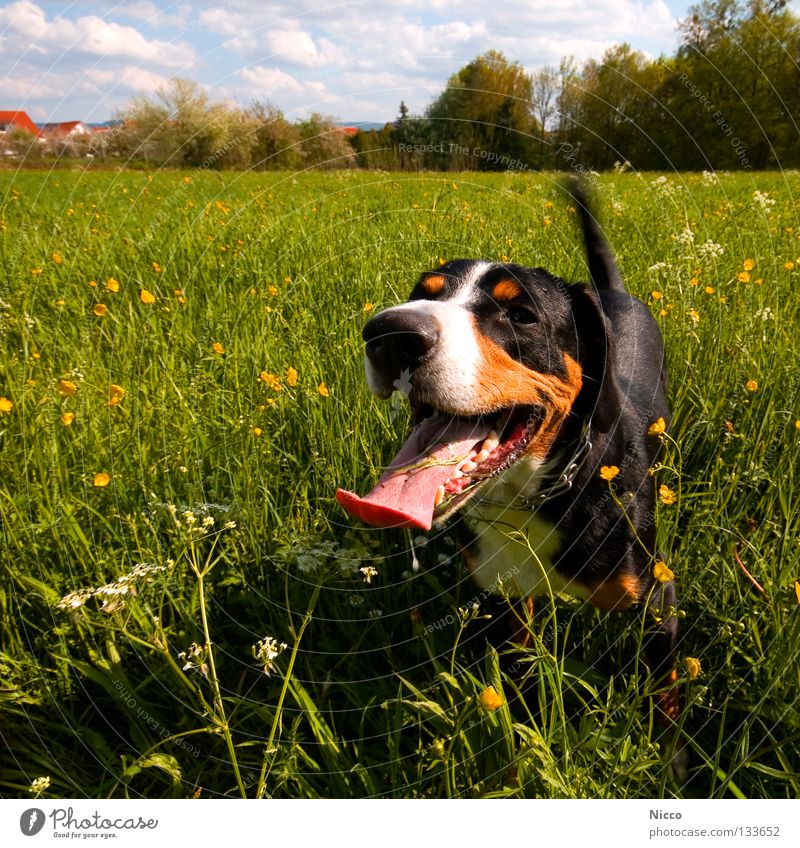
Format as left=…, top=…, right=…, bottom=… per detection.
left=0, top=110, right=40, bottom=137
left=39, top=120, right=91, bottom=138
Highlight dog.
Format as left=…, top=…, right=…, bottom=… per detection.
left=336, top=180, right=679, bottom=726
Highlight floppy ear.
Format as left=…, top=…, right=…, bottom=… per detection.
left=567, top=283, right=622, bottom=433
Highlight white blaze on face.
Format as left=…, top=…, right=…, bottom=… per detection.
left=365, top=262, right=493, bottom=410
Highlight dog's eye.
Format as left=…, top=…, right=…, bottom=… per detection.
left=508, top=306, right=537, bottom=325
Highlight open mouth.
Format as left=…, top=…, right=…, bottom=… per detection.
left=336, top=402, right=542, bottom=531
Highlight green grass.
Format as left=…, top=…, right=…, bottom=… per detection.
left=1, top=167, right=799, bottom=799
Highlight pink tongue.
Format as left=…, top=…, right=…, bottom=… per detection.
left=336, top=415, right=489, bottom=531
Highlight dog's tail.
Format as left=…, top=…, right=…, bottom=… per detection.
left=567, top=177, right=626, bottom=294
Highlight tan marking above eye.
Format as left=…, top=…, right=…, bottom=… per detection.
left=491, top=279, right=523, bottom=302
left=583, top=572, right=642, bottom=611
left=420, top=274, right=446, bottom=294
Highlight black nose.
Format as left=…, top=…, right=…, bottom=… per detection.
left=363, top=310, right=439, bottom=380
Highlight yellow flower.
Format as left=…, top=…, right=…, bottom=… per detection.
left=743, top=258, right=755, bottom=271
left=318, top=381, right=330, bottom=397
left=737, top=271, right=750, bottom=283
left=259, top=372, right=281, bottom=392
left=0, top=397, right=13, bottom=414
left=31, top=267, right=42, bottom=275
left=92, top=303, right=108, bottom=317
left=106, top=277, right=120, bottom=292
left=93, top=472, right=110, bottom=487
left=252, top=426, right=262, bottom=437
left=648, top=417, right=666, bottom=436
left=268, top=285, right=279, bottom=296
left=212, top=342, right=225, bottom=355
left=363, top=302, right=374, bottom=312
left=795, top=420, right=800, bottom=431
left=704, top=285, right=715, bottom=294
left=183, top=176, right=192, bottom=184
left=745, top=379, right=758, bottom=393
left=689, top=276, right=699, bottom=286
left=152, top=261, right=162, bottom=273
left=108, top=384, right=126, bottom=406
left=52, top=252, right=62, bottom=264
left=795, top=581, right=800, bottom=604
left=685, top=657, right=701, bottom=680
left=286, top=367, right=298, bottom=387
left=653, top=561, right=674, bottom=582
left=88, top=280, right=97, bottom=288
left=659, top=484, right=677, bottom=505
left=55, top=299, right=65, bottom=307
left=57, top=379, right=77, bottom=396
left=651, top=291, right=663, bottom=300
left=785, top=261, right=794, bottom=270
left=688, top=308, right=700, bottom=323
left=139, top=289, right=156, bottom=304
left=61, top=411, right=75, bottom=426
left=478, top=685, right=504, bottom=712
left=599, top=465, right=619, bottom=481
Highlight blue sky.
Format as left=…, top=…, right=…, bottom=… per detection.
left=0, top=1, right=760, bottom=123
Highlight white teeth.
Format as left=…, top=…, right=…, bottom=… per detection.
left=434, top=485, right=445, bottom=507
left=452, top=469, right=464, bottom=478
left=487, top=429, right=499, bottom=443
left=474, top=449, right=490, bottom=463
left=460, top=461, right=477, bottom=473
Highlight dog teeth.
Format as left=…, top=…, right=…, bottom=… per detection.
left=434, top=485, right=445, bottom=507
left=460, top=461, right=477, bottom=473
left=474, top=449, right=490, bottom=463
left=451, top=469, right=464, bottom=479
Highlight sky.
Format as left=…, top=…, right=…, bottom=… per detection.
left=0, top=0, right=743, bottom=124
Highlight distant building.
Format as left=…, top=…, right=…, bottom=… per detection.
left=0, top=110, right=40, bottom=136
left=39, top=120, right=92, bottom=138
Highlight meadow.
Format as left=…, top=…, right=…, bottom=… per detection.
left=0, top=166, right=798, bottom=799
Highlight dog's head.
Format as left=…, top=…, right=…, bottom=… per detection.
left=336, top=257, right=620, bottom=531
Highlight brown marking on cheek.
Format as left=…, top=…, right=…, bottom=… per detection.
left=472, top=324, right=583, bottom=456
left=491, top=279, right=523, bottom=302
left=420, top=274, right=445, bottom=295
left=584, top=571, right=642, bottom=611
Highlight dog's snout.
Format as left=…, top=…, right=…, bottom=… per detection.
left=363, top=310, right=439, bottom=379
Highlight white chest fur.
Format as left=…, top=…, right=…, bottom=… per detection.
left=461, top=455, right=586, bottom=600
left=464, top=503, right=572, bottom=598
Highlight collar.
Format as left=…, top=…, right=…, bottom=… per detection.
left=470, top=417, right=594, bottom=513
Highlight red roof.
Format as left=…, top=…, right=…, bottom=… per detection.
left=339, top=126, right=359, bottom=136
left=40, top=120, right=87, bottom=136
left=0, top=110, right=40, bottom=136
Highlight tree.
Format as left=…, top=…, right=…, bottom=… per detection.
left=426, top=50, right=539, bottom=169
left=295, top=114, right=355, bottom=169
left=247, top=101, right=300, bottom=170
left=119, top=78, right=255, bottom=168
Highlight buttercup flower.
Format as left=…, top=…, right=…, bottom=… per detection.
left=106, top=277, right=120, bottom=292
left=212, top=342, right=225, bottom=355
left=685, top=657, right=702, bottom=679
left=318, top=382, right=330, bottom=397
left=93, top=303, right=108, bottom=317
left=648, top=417, right=666, bottom=436
left=478, top=685, right=503, bottom=711
left=653, top=561, right=674, bottom=582
left=57, top=379, right=77, bottom=396
left=61, top=412, right=75, bottom=426
left=0, top=397, right=12, bottom=414
left=139, top=289, right=156, bottom=304
left=108, top=384, right=126, bottom=406
left=93, top=472, right=110, bottom=487
left=600, top=465, right=620, bottom=481
left=745, top=379, right=758, bottom=393
left=286, top=367, right=298, bottom=387
left=659, top=484, right=677, bottom=505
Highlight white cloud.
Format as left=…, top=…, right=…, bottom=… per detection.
left=0, top=1, right=195, bottom=66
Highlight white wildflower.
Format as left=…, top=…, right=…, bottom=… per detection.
left=30, top=776, right=50, bottom=794
left=179, top=641, right=209, bottom=677
left=752, top=190, right=775, bottom=211
left=368, top=609, right=383, bottom=619
left=253, top=636, right=288, bottom=675
left=648, top=262, right=669, bottom=275
left=675, top=226, right=695, bottom=246
left=223, top=520, right=237, bottom=530
left=697, top=240, right=725, bottom=260
left=359, top=565, right=378, bottom=584
left=701, top=170, right=719, bottom=186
